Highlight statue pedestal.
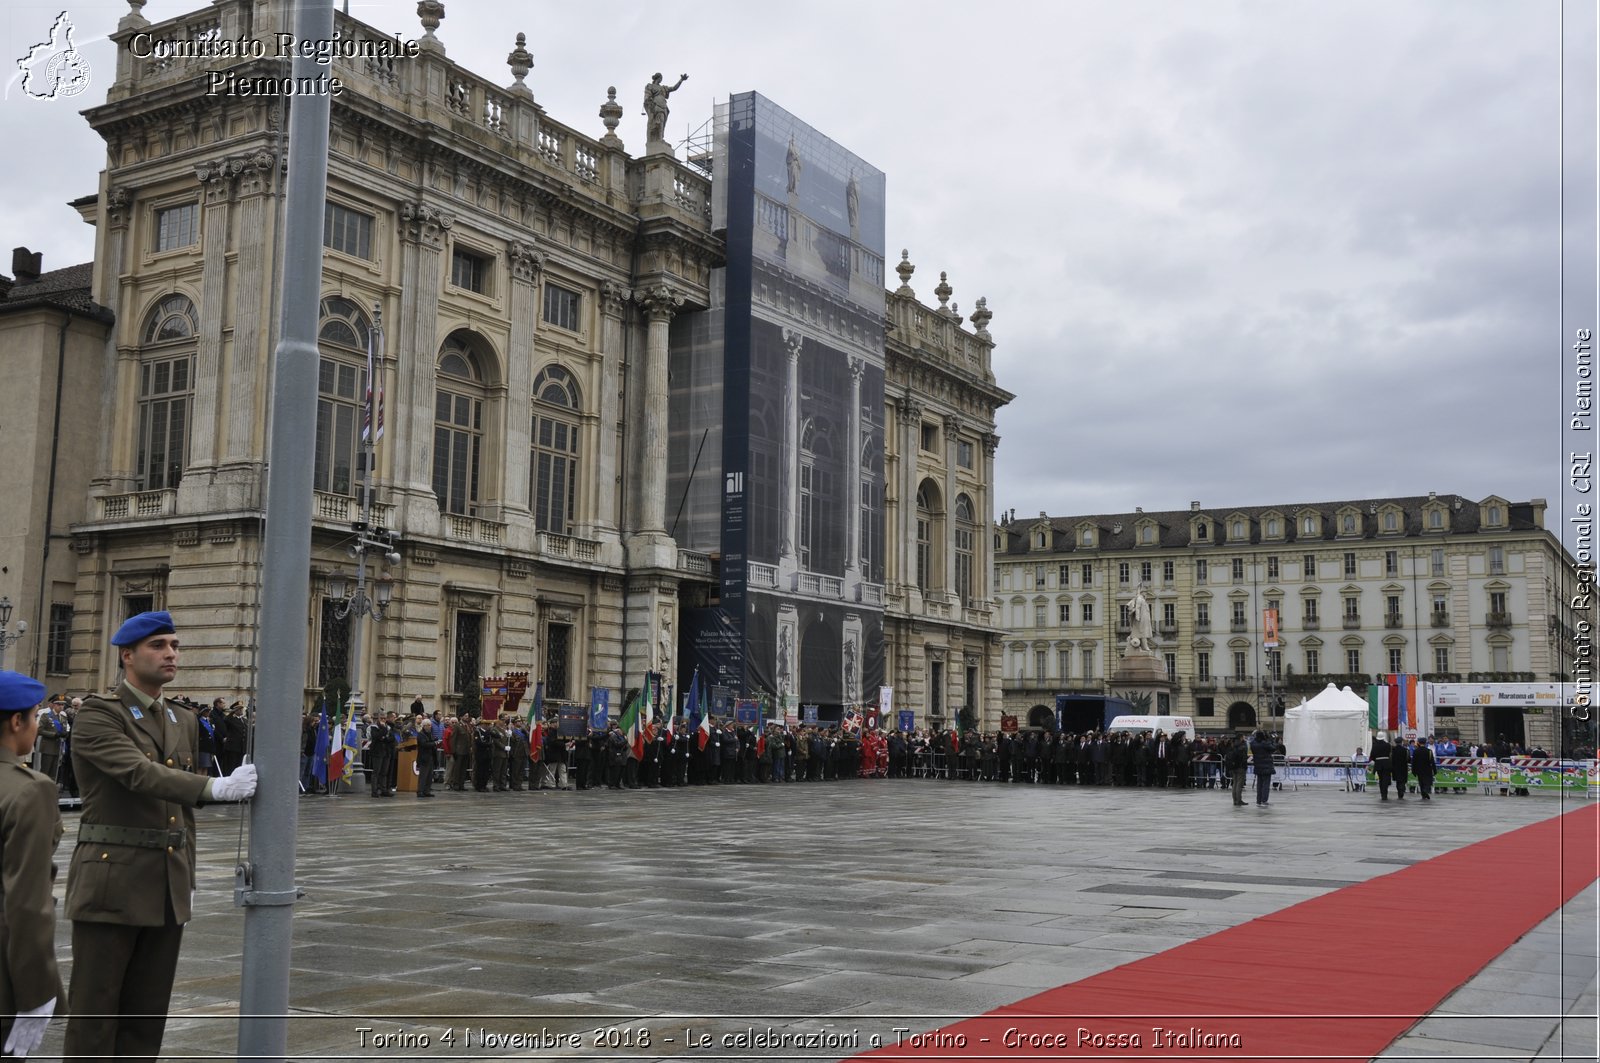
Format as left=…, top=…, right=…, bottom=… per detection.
left=1109, top=646, right=1177, bottom=716
left=644, top=138, right=675, bottom=157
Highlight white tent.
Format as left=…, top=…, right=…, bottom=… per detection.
left=1284, top=683, right=1372, bottom=759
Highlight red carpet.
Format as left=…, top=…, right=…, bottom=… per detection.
left=862, top=804, right=1599, bottom=1062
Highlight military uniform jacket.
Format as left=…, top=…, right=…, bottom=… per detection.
left=0, top=747, right=64, bottom=1013
left=66, top=681, right=208, bottom=927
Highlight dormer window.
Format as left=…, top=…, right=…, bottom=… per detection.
left=1081, top=528, right=1094, bottom=546
left=1141, top=526, right=1155, bottom=544
left=1035, top=531, right=1048, bottom=549
left=1384, top=510, right=1398, bottom=532
left=1266, top=518, right=1280, bottom=537
left=1302, top=515, right=1318, bottom=535
left=1196, top=523, right=1208, bottom=541
left=1231, top=520, right=1244, bottom=539
left=1342, top=514, right=1357, bottom=534
left=1487, top=505, right=1502, bottom=527
left=1429, top=510, right=1443, bottom=529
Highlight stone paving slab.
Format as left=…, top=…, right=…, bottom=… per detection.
left=34, top=779, right=1596, bottom=1061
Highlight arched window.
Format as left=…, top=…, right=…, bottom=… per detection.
left=433, top=334, right=484, bottom=515
left=799, top=419, right=835, bottom=570
left=531, top=365, right=581, bottom=534
left=136, top=294, right=198, bottom=490
left=954, top=494, right=975, bottom=604
left=314, top=297, right=372, bottom=496
left=916, top=482, right=940, bottom=592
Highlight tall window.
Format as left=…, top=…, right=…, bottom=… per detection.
left=1267, top=556, right=1279, bottom=579
left=1162, top=560, right=1174, bottom=584
left=1304, top=648, right=1319, bottom=675
left=450, top=247, right=489, bottom=293
left=1385, top=550, right=1398, bottom=576
left=1058, top=602, right=1070, bottom=624
left=433, top=336, right=484, bottom=515
left=1230, top=601, right=1246, bottom=627
left=324, top=202, right=373, bottom=259
left=1196, top=651, right=1211, bottom=680
left=314, top=297, right=371, bottom=496
left=1165, top=653, right=1177, bottom=682
left=545, top=623, right=572, bottom=701
left=1489, top=546, right=1505, bottom=574
left=154, top=203, right=198, bottom=252
left=317, top=598, right=351, bottom=689
left=1034, top=603, right=1046, bottom=628
left=1434, top=646, right=1451, bottom=672
left=1139, top=561, right=1152, bottom=583
left=860, top=437, right=877, bottom=573
left=1058, top=649, right=1071, bottom=679
left=1232, top=650, right=1247, bottom=680
left=799, top=421, right=835, bottom=571
left=1231, top=557, right=1245, bottom=582
left=954, top=494, right=975, bottom=604
left=1080, top=562, right=1092, bottom=586
left=46, top=604, right=72, bottom=675
left=136, top=294, right=197, bottom=490
left=915, top=485, right=934, bottom=591
left=1195, top=559, right=1208, bottom=584
left=1118, top=561, right=1130, bottom=585
left=1431, top=547, right=1445, bottom=576
left=1386, top=594, right=1401, bottom=620
left=1267, top=649, right=1282, bottom=681
left=1035, top=648, right=1047, bottom=679
left=1058, top=564, right=1071, bottom=586
left=452, top=611, right=484, bottom=695
left=543, top=282, right=582, bottom=331
left=1303, top=554, right=1316, bottom=579
left=1346, top=647, right=1362, bottom=673
left=1489, top=590, right=1508, bottom=615
left=1432, top=592, right=1448, bottom=617
left=1080, top=599, right=1095, bottom=623
left=1081, top=645, right=1095, bottom=680
left=1304, top=597, right=1320, bottom=623
left=1343, top=552, right=1357, bottom=578
left=1343, top=595, right=1360, bottom=620
left=1196, top=602, right=1210, bottom=628
left=1388, top=647, right=1404, bottom=673
left=531, top=366, right=581, bottom=534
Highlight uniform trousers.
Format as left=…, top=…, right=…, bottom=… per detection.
left=64, top=914, right=185, bottom=1062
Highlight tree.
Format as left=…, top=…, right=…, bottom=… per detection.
left=957, top=704, right=978, bottom=734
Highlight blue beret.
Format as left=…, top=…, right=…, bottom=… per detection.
left=111, top=610, right=177, bottom=647
left=0, top=671, right=45, bottom=713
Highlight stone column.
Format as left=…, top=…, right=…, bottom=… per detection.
left=943, top=415, right=961, bottom=596
left=182, top=157, right=237, bottom=493
left=595, top=281, right=631, bottom=535
left=221, top=151, right=277, bottom=492
left=96, top=186, right=138, bottom=492
left=632, top=283, right=684, bottom=543
left=779, top=328, right=803, bottom=561
left=392, top=203, right=453, bottom=514
left=503, top=239, right=544, bottom=523
left=981, top=432, right=999, bottom=606
left=899, top=398, right=923, bottom=591
left=846, top=356, right=864, bottom=576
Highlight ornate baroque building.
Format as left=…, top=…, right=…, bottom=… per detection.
left=997, top=494, right=1588, bottom=749
left=1, top=0, right=1009, bottom=722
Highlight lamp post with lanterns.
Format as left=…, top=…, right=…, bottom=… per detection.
left=0, top=597, right=27, bottom=670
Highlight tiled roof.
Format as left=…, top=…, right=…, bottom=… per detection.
left=0, top=262, right=113, bottom=322
left=1000, top=494, right=1540, bottom=555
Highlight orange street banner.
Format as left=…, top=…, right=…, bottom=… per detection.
left=1263, top=607, right=1280, bottom=648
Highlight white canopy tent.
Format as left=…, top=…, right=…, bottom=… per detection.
left=1284, top=683, right=1372, bottom=759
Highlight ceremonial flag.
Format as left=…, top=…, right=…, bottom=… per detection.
left=950, top=724, right=960, bottom=754
left=363, top=310, right=385, bottom=441
left=843, top=707, right=861, bottom=734
left=620, top=672, right=648, bottom=760
left=1366, top=683, right=1384, bottom=730
left=339, top=714, right=360, bottom=783
left=312, top=699, right=331, bottom=784
left=326, top=702, right=350, bottom=784
left=695, top=677, right=713, bottom=751
left=529, top=681, right=545, bottom=761
left=1396, top=673, right=1418, bottom=731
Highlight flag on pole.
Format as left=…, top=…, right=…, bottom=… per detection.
left=339, top=714, right=360, bottom=783
left=684, top=670, right=700, bottom=739
left=529, top=680, right=545, bottom=761
left=694, top=677, right=713, bottom=751
left=326, top=702, right=349, bottom=784
left=363, top=310, right=385, bottom=441
left=843, top=707, right=861, bottom=734
left=1366, top=683, right=1383, bottom=730
left=620, top=672, right=649, bottom=760
left=312, top=699, right=331, bottom=784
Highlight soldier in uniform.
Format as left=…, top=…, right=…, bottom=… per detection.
left=63, top=610, right=258, bottom=1061
left=33, top=699, right=63, bottom=787
left=0, top=671, right=65, bottom=1059
left=508, top=718, right=530, bottom=791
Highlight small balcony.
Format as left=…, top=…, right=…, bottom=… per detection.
left=1225, top=675, right=1254, bottom=691
left=1431, top=612, right=1451, bottom=628
left=1302, top=616, right=1320, bottom=630
left=1384, top=612, right=1403, bottom=629
left=1342, top=614, right=1362, bottom=630
left=1486, top=611, right=1512, bottom=629
left=1229, top=619, right=1248, bottom=633
left=98, top=488, right=176, bottom=522
left=442, top=512, right=506, bottom=546
left=1190, top=676, right=1216, bottom=691
left=1158, top=621, right=1179, bottom=638
left=1194, top=619, right=1211, bottom=633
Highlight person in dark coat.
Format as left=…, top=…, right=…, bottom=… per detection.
left=1224, top=736, right=1249, bottom=806
left=1369, top=733, right=1393, bottom=799
left=1411, top=739, right=1435, bottom=800
left=366, top=713, right=394, bottom=797
left=1248, top=730, right=1276, bottom=806
left=1389, top=735, right=1410, bottom=799
left=412, top=714, right=437, bottom=797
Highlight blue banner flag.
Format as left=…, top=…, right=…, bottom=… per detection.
left=589, top=687, right=610, bottom=731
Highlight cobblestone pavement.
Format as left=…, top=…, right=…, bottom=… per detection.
left=44, top=778, right=1597, bottom=1061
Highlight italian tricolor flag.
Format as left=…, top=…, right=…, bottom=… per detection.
left=1367, top=674, right=1418, bottom=731
left=619, top=672, right=650, bottom=760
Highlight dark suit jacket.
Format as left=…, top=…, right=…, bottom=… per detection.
left=66, top=681, right=209, bottom=927
left=0, top=748, right=64, bottom=1012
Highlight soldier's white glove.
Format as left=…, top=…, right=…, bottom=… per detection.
left=4, top=996, right=55, bottom=1057
left=210, top=762, right=258, bottom=801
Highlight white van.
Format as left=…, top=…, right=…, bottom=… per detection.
left=1106, top=715, right=1195, bottom=741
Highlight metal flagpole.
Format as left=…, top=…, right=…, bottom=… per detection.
left=237, top=0, right=334, bottom=1057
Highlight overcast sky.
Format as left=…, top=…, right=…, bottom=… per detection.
left=3, top=1, right=1594, bottom=548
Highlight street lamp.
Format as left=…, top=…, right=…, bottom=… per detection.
left=325, top=527, right=399, bottom=715
left=0, top=597, right=28, bottom=670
